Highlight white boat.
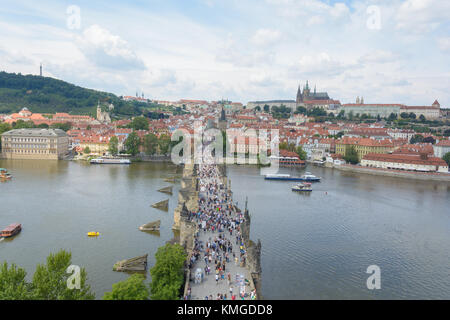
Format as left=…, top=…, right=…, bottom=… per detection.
left=299, top=172, right=321, bottom=182
left=265, top=172, right=321, bottom=182
left=292, top=183, right=312, bottom=192
left=90, top=158, right=131, bottom=164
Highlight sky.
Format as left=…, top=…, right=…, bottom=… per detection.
left=0, top=0, right=449, bottom=106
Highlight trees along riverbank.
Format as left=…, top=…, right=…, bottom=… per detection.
left=0, top=249, right=94, bottom=300
left=1, top=243, right=188, bottom=300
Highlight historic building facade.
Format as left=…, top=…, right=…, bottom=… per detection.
left=1, top=128, right=69, bottom=160
left=296, top=80, right=330, bottom=106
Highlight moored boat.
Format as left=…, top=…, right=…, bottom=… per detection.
left=1, top=223, right=22, bottom=238
left=264, top=172, right=321, bottom=182
left=300, top=172, right=321, bottom=182
left=292, top=183, right=312, bottom=192
left=90, top=158, right=131, bottom=165
left=87, top=231, right=100, bottom=237
left=0, top=168, right=12, bottom=180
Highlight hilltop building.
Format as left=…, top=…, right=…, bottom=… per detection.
left=247, top=80, right=331, bottom=111
left=296, top=81, right=330, bottom=105
left=341, top=100, right=441, bottom=119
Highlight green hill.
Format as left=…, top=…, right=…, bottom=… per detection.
left=0, top=71, right=155, bottom=117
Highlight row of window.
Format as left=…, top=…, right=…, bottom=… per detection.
left=3, top=137, right=55, bottom=143
left=7, top=149, right=57, bottom=154
left=7, top=144, right=52, bottom=148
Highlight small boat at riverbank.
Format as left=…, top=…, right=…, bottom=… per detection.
left=292, top=183, right=312, bottom=192
left=0, top=168, right=12, bottom=180
left=90, top=158, right=131, bottom=164
left=265, top=172, right=321, bottom=182
left=1, top=223, right=21, bottom=238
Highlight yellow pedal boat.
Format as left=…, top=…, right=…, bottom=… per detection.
left=87, top=232, right=100, bottom=237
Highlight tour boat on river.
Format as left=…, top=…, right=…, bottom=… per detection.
left=0, top=223, right=22, bottom=238
left=264, top=172, right=321, bottom=182
left=90, top=158, right=131, bottom=165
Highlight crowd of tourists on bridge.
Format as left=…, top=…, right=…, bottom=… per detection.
left=184, top=164, right=257, bottom=300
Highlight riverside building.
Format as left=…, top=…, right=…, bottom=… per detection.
left=1, top=128, right=69, bottom=160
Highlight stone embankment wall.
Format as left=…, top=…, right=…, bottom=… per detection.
left=332, top=164, right=450, bottom=182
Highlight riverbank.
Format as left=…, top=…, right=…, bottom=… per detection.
left=328, top=163, right=450, bottom=182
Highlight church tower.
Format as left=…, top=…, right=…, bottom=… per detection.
left=96, top=101, right=102, bottom=121
left=303, top=80, right=311, bottom=101
left=218, top=107, right=227, bottom=131
left=296, top=85, right=303, bottom=104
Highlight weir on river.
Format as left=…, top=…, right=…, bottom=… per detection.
left=172, top=162, right=262, bottom=300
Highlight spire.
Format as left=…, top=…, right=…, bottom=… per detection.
left=296, top=85, right=303, bottom=103
left=306, top=80, right=309, bottom=90
left=314, top=84, right=316, bottom=94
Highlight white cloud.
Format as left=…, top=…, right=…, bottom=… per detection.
left=76, top=24, right=146, bottom=70
left=437, top=37, right=450, bottom=53
left=396, top=0, right=450, bottom=33
left=251, top=29, right=281, bottom=46
left=294, top=52, right=357, bottom=77
left=359, top=50, right=401, bottom=64
left=216, top=33, right=275, bottom=67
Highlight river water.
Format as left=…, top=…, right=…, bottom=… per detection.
left=1, top=160, right=449, bottom=299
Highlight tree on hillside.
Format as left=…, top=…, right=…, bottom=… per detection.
left=388, top=113, right=397, bottom=121
left=128, top=117, right=149, bottom=131
left=419, top=114, right=426, bottom=122
left=103, top=274, right=149, bottom=300
left=296, top=146, right=307, bottom=160
left=422, top=136, right=436, bottom=144
left=50, top=122, right=72, bottom=132
left=343, top=146, right=359, bottom=164
left=108, top=136, right=119, bottom=155
left=296, top=106, right=307, bottom=115
left=143, top=133, right=158, bottom=155
left=158, top=134, right=171, bottom=155
left=125, top=131, right=141, bottom=156
left=443, top=152, right=450, bottom=166
left=400, top=112, right=409, bottom=119
left=410, top=134, right=424, bottom=144
left=12, top=119, right=34, bottom=129
left=150, top=243, right=186, bottom=300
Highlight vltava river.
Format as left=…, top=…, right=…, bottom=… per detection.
left=1, top=160, right=449, bottom=299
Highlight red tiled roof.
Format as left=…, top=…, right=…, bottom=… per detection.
left=363, top=153, right=447, bottom=166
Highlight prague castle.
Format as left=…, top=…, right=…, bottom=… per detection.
left=247, top=81, right=332, bottom=111
left=296, top=80, right=330, bottom=104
